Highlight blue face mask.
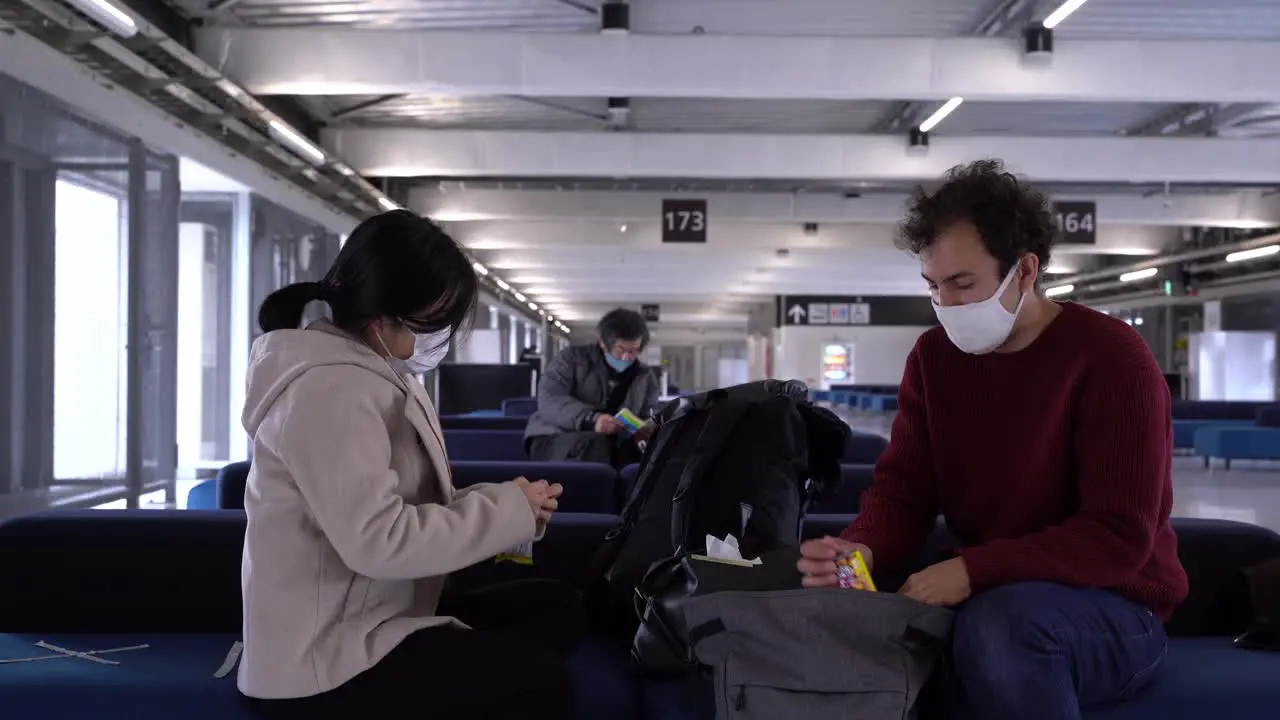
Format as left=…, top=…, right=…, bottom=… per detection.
left=604, top=352, right=634, bottom=372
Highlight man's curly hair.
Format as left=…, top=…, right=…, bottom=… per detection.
left=896, top=159, right=1056, bottom=277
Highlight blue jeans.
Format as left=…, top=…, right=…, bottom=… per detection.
left=944, top=582, right=1167, bottom=720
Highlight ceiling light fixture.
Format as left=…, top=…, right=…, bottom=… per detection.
left=268, top=120, right=326, bottom=167
left=66, top=0, right=138, bottom=39
left=376, top=196, right=399, bottom=212
left=1043, top=0, right=1089, bottom=29
left=1225, top=245, right=1280, bottom=263
left=1119, top=268, right=1158, bottom=283
left=918, top=97, right=964, bottom=133
left=472, top=262, right=489, bottom=276
left=1044, top=284, right=1074, bottom=297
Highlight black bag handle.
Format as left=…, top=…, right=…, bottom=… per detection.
left=670, top=395, right=756, bottom=553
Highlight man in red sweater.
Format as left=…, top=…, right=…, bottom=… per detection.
left=798, top=160, right=1188, bottom=719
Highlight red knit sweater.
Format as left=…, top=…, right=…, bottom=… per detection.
left=843, top=302, right=1189, bottom=619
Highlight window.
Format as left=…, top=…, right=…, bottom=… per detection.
left=53, top=176, right=127, bottom=479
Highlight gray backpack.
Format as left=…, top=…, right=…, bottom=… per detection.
left=682, top=589, right=953, bottom=720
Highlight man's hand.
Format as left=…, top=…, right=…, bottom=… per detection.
left=797, top=536, right=873, bottom=588
left=634, top=421, right=657, bottom=443
left=899, top=557, right=971, bottom=607
left=593, top=414, right=624, bottom=435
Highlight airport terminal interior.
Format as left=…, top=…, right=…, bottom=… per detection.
left=2, top=0, right=1280, bottom=718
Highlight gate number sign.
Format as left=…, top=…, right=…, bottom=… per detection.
left=1052, top=201, right=1097, bottom=245
left=661, top=199, right=708, bottom=243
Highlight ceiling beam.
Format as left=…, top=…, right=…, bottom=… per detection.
left=324, top=128, right=1280, bottom=185
left=415, top=188, right=1280, bottom=229
left=196, top=28, right=1280, bottom=104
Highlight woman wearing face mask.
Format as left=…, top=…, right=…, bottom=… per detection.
left=238, top=210, right=582, bottom=719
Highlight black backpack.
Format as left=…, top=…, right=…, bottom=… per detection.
left=583, top=380, right=850, bottom=648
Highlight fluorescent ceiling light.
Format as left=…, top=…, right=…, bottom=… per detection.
left=67, top=0, right=137, bottom=39
left=495, top=278, right=511, bottom=291
left=513, top=291, right=527, bottom=302
left=471, top=262, right=489, bottom=276
left=528, top=302, right=539, bottom=311
left=267, top=120, right=326, bottom=166
left=1044, top=265, right=1073, bottom=274
left=1225, top=244, right=1280, bottom=263
left=1044, top=284, right=1074, bottom=297
left=1119, top=268, right=1158, bottom=283
left=376, top=197, right=399, bottom=212
left=918, top=97, right=964, bottom=133
left=1043, top=0, right=1089, bottom=29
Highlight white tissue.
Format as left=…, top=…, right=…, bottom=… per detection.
left=704, top=534, right=762, bottom=565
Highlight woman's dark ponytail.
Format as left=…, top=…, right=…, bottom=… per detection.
left=258, top=281, right=329, bottom=333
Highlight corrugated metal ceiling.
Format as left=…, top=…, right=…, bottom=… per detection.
left=320, top=95, right=1162, bottom=137
left=1056, top=0, right=1280, bottom=40
left=940, top=101, right=1175, bottom=137
left=424, top=178, right=1263, bottom=196
left=179, top=0, right=602, bottom=30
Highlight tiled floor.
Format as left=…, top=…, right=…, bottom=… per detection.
left=842, top=410, right=1280, bottom=533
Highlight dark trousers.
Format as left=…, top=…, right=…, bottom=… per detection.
left=528, top=431, right=643, bottom=470
left=939, top=581, right=1167, bottom=720
left=248, top=579, right=585, bottom=720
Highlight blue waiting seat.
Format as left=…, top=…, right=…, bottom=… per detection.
left=843, top=431, right=888, bottom=464
left=0, top=510, right=630, bottom=720
left=440, top=414, right=528, bottom=431
left=1173, top=419, right=1256, bottom=449
left=185, top=479, right=218, bottom=510
left=619, top=463, right=874, bottom=515
left=502, top=397, right=538, bottom=418
left=444, top=429, right=528, bottom=462
left=3, top=510, right=1277, bottom=719
left=214, top=458, right=618, bottom=511
left=1172, top=400, right=1274, bottom=421
left=1193, top=426, right=1280, bottom=469
left=798, top=514, right=1280, bottom=720
left=808, top=464, right=875, bottom=514
left=451, top=461, right=622, bottom=514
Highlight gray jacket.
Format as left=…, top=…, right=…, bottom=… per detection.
left=524, top=345, right=661, bottom=440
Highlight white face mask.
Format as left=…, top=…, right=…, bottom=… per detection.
left=932, top=264, right=1026, bottom=355
left=377, top=325, right=451, bottom=376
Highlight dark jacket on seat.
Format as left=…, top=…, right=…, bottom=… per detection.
left=523, top=345, right=661, bottom=442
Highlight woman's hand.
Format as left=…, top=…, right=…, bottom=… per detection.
left=514, top=477, right=564, bottom=525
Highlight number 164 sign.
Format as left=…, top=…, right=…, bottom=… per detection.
left=1052, top=201, right=1097, bottom=245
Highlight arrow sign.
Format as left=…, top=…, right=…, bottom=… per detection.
left=787, top=304, right=807, bottom=323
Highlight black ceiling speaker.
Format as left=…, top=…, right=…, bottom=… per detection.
left=1024, top=23, right=1054, bottom=56
left=602, top=2, right=630, bottom=33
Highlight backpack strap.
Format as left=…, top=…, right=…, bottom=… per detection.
left=575, top=395, right=704, bottom=589
left=670, top=396, right=757, bottom=553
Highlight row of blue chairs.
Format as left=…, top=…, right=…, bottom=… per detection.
left=1, top=508, right=1277, bottom=718
left=192, top=460, right=879, bottom=516
left=1172, top=400, right=1280, bottom=450
left=438, top=427, right=887, bottom=464
left=811, top=389, right=898, bottom=412
left=1174, top=402, right=1280, bottom=467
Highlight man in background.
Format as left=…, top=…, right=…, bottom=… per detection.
left=524, top=308, right=660, bottom=468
